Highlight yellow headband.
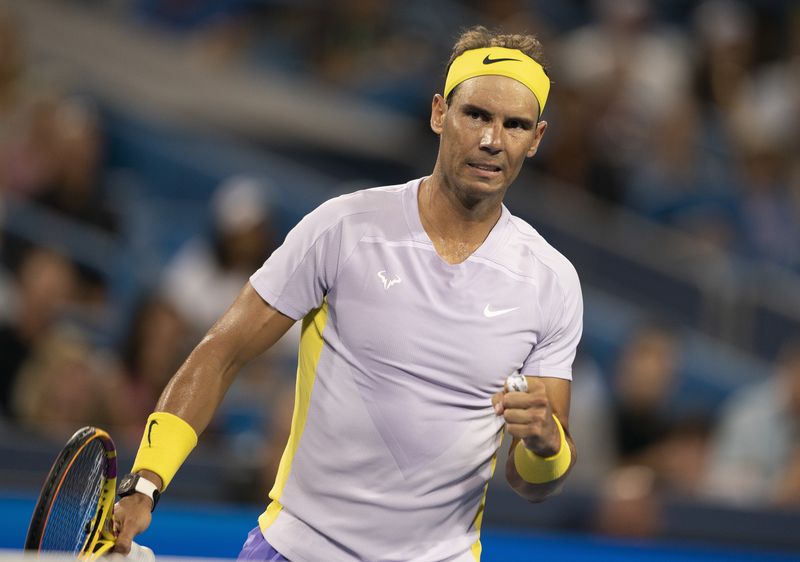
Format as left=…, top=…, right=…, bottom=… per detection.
left=444, top=47, right=550, bottom=116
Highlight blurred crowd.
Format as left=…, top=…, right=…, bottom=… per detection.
left=0, top=1, right=296, bottom=490
left=126, top=0, right=800, bottom=270
left=1, top=0, right=800, bottom=540
left=570, top=327, right=800, bottom=538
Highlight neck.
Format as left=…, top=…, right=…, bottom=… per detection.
left=418, top=172, right=503, bottom=264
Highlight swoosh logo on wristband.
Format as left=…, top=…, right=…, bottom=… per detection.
left=147, top=419, right=158, bottom=447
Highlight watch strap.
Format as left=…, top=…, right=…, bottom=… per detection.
left=120, top=473, right=161, bottom=512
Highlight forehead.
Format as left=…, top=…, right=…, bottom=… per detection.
left=451, top=75, right=540, bottom=118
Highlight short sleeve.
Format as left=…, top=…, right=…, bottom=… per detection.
left=520, top=262, right=583, bottom=380
left=249, top=199, right=344, bottom=320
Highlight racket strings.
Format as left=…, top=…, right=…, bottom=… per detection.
left=40, top=439, right=106, bottom=554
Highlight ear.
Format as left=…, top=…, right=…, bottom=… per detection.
left=526, top=120, right=548, bottom=158
left=430, top=94, right=447, bottom=135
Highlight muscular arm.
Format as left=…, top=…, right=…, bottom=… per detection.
left=494, top=377, right=576, bottom=502
left=114, top=283, right=296, bottom=551
left=156, top=282, right=295, bottom=430
left=140, top=283, right=296, bottom=489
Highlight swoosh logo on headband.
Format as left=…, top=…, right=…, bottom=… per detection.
left=483, top=55, right=520, bottom=64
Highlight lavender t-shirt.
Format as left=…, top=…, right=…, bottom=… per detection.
left=249, top=178, right=582, bottom=562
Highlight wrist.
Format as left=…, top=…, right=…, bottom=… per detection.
left=522, top=417, right=562, bottom=457
left=131, top=412, right=198, bottom=490
left=513, top=415, right=571, bottom=484
left=118, top=472, right=161, bottom=512
left=137, top=469, right=164, bottom=491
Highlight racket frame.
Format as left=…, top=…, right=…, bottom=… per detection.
left=24, top=426, right=118, bottom=560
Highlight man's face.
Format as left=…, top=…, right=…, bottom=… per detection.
left=430, top=75, right=547, bottom=203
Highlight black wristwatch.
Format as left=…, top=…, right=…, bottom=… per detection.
left=117, top=473, right=160, bottom=512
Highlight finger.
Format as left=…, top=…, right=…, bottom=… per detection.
left=505, top=422, right=533, bottom=440
left=111, top=509, right=134, bottom=555
left=502, top=392, right=548, bottom=410
left=111, top=503, right=122, bottom=536
left=503, top=408, right=547, bottom=426
left=113, top=527, right=133, bottom=555
left=491, top=391, right=505, bottom=415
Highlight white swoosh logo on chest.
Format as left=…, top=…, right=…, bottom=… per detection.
left=483, top=304, right=520, bottom=318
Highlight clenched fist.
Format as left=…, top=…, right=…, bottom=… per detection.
left=492, top=375, right=562, bottom=457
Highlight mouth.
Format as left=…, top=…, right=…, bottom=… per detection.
left=467, top=162, right=502, bottom=176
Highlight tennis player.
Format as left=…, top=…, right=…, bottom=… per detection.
left=113, top=26, right=582, bottom=562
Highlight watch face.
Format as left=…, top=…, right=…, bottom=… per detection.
left=118, top=473, right=137, bottom=496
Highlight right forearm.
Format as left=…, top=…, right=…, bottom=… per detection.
left=151, top=284, right=296, bottom=434
left=116, top=285, right=294, bottom=548
left=130, top=334, right=238, bottom=492
left=154, top=332, right=244, bottom=435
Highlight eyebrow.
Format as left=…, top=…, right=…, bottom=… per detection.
left=461, top=104, right=536, bottom=129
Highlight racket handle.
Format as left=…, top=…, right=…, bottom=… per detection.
left=126, top=542, right=156, bottom=562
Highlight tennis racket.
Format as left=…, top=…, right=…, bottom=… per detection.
left=25, top=426, right=118, bottom=560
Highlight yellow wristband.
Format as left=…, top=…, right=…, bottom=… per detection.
left=132, top=412, right=198, bottom=490
left=513, top=415, right=571, bottom=484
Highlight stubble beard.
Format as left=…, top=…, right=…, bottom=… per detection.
left=446, top=167, right=509, bottom=216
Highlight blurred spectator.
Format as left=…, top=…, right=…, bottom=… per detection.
left=705, top=341, right=800, bottom=506
left=610, top=323, right=710, bottom=495
left=566, top=353, right=616, bottom=489
left=117, top=294, right=189, bottom=438
left=2, top=95, right=118, bottom=302
left=463, top=0, right=552, bottom=39
left=299, top=0, right=439, bottom=114
left=726, top=72, right=800, bottom=269
left=0, top=97, right=62, bottom=198
left=0, top=9, right=76, bottom=200
left=692, top=0, right=756, bottom=115
left=33, top=97, right=117, bottom=234
left=625, top=94, right=739, bottom=253
left=11, top=325, right=130, bottom=440
left=593, top=464, right=664, bottom=539
left=306, top=0, right=402, bottom=84
left=134, top=0, right=258, bottom=66
left=159, top=174, right=276, bottom=338
left=0, top=247, right=78, bottom=419
left=553, top=0, right=691, bottom=203
left=612, top=323, right=681, bottom=460
left=0, top=8, right=24, bottom=127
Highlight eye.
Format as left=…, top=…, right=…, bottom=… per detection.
left=467, top=110, right=481, bottom=120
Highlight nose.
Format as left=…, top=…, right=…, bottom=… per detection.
left=479, top=122, right=503, bottom=155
